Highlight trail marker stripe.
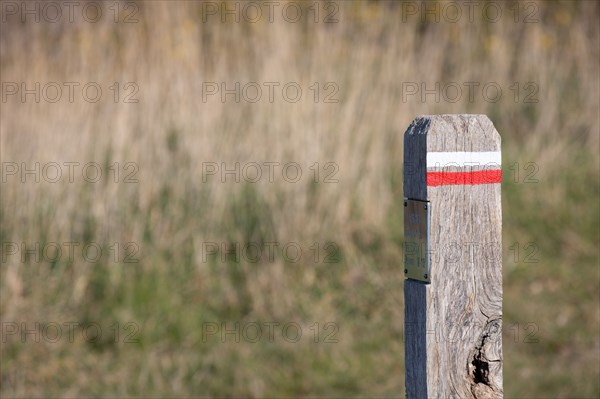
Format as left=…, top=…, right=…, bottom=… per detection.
left=426, top=170, right=502, bottom=186
left=426, top=151, right=501, bottom=168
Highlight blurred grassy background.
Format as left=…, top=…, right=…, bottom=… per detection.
left=1, top=0, right=599, bottom=397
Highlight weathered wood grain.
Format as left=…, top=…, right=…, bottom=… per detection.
left=404, top=115, right=503, bottom=398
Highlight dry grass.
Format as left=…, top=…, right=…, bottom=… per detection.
left=1, top=1, right=599, bottom=397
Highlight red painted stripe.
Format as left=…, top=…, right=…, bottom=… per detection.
left=427, top=170, right=502, bottom=186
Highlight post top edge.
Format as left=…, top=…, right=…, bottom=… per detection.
left=413, top=114, right=491, bottom=120
left=404, top=114, right=500, bottom=151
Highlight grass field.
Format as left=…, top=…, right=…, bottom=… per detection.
left=1, top=1, right=599, bottom=397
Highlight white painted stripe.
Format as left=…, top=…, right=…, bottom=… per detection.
left=426, top=151, right=501, bottom=168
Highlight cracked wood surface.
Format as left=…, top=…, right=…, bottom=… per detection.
left=404, top=115, right=503, bottom=398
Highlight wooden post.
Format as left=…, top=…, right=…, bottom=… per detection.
left=403, top=115, right=503, bottom=398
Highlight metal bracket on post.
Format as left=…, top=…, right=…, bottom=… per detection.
left=404, top=198, right=430, bottom=284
